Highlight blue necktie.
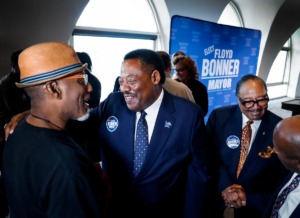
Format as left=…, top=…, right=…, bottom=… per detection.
left=271, top=174, right=300, bottom=218
left=133, top=111, right=149, bottom=177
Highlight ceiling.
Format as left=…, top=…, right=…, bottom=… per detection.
left=1, top=0, right=300, bottom=81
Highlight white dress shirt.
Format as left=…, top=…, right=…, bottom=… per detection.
left=135, top=89, right=164, bottom=143
left=241, top=114, right=262, bottom=151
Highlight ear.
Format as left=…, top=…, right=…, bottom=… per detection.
left=42, top=81, right=62, bottom=99
left=151, top=70, right=161, bottom=85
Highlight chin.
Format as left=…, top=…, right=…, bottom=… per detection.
left=77, top=110, right=90, bottom=122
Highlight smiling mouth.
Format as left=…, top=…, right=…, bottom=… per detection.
left=248, top=108, right=263, bottom=115
left=124, top=93, right=136, bottom=102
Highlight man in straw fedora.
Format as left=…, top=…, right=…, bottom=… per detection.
left=2, top=42, right=106, bottom=217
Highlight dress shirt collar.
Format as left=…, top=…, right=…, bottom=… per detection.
left=242, top=113, right=262, bottom=128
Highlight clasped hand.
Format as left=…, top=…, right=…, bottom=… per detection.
left=221, top=184, right=246, bottom=208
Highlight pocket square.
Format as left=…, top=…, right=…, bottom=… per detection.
left=258, top=146, right=274, bottom=159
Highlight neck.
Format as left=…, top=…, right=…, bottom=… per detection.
left=165, top=71, right=171, bottom=78
left=30, top=114, right=64, bottom=131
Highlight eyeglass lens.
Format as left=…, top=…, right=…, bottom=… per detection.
left=239, top=97, right=269, bottom=108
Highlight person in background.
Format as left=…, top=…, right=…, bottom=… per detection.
left=112, top=76, right=120, bottom=92
left=156, top=50, right=195, bottom=103
left=2, top=42, right=106, bottom=217
left=0, top=49, right=31, bottom=218
left=4, top=48, right=214, bottom=218
left=172, top=54, right=208, bottom=116
left=170, top=51, right=185, bottom=81
left=263, top=115, right=300, bottom=218
left=76, top=52, right=101, bottom=107
left=68, top=52, right=102, bottom=162
left=206, top=74, right=289, bottom=218
left=0, top=50, right=30, bottom=131
left=171, top=51, right=185, bottom=62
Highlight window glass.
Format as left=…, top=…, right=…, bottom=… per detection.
left=267, top=47, right=290, bottom=84
left=267, top=39, right=290, bottom=86
left=74, top=0, right=159, bottom=101
left=76, top=0, right=157, bottom=32
left=74, top=36, right=154, bottom=101
left=218, top=2, right=243, bottom=27
left=266, top=51, right=288, bottom=84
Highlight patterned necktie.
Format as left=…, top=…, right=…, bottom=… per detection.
left=270, top=174, right=300, bottom=218
left=236, top=120, right=253, bottom=178
left=133, top=111, right=149, bottom=177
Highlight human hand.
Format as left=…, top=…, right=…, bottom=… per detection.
left=4, top=110, right=30, bottom=140
left=222, top=184, right=246, bottom=208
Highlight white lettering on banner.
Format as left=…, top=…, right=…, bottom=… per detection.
left=204, top=45, right=214, bottom=56
left=214, top=49, right=233, bottom=58
left=208, top=78, right=232, bottom=90
left=201, top=59, right=240, bottom=77
left=201, top=47, right=240, bottom=91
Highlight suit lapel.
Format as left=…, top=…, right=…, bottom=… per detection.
left=124, top=111, right=137, bottom=175
left=229, top=108, right=243, bottom=176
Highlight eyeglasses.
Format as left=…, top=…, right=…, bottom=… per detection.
left=174, top=68, right=186, bottom=72
left=238, top=95, right=269, bottom=109
left=61, top=73, right=89, bottom=85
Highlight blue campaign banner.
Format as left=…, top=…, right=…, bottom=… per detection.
left=169, top=15, right=261, bottom=121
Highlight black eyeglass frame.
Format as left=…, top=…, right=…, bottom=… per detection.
left=238, top=94, right=269, bottom=109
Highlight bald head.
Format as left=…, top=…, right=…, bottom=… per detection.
left=273, top=115, right=300, bottom=173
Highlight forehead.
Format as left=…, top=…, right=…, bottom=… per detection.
left=121, top=59, right=142, bottom=74
left=239, top=79, right=266, bottom=96
left=174, top=60, right=184, bottom=67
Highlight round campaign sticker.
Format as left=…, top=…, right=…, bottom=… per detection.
left=226, top=135, right=240, bottom=149
left=106, top=116, right=119, bottom=132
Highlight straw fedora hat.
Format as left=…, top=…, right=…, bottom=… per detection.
left=16, top=42, right=87, bottom=88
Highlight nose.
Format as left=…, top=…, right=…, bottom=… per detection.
left=251, top=101, right=261, bottom=110
left=87, top=83, right=93, bottom=93
left=120, top=81, right=131, bottom=92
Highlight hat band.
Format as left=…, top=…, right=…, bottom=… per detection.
left=20, top=63, right=83, bottom=84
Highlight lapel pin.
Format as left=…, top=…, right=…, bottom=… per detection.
left=164, top=121, right=172, bottom=128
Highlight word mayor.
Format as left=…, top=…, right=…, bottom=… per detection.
left=202, top=49, right=239, bottom=90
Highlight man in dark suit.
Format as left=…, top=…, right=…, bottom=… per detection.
left=206, top=74, right=289, bottom=218
left=263, top=115, right=300, bottom=218
left=4, top=48, right=212, bottom=217
left=87, top=49, right=212, bottom=218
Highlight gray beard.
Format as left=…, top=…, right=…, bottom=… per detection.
left=76, top=109, right=90, bottom=121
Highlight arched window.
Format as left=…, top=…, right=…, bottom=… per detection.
left=71, top=0, right=161, bottom=101
left=218, top=1, right=243, bottom=27
left=218, top=2, right=291, bottom=98
left=267, top=41, right=290, bottom=84
left=266, top=39, right=290, bottom=98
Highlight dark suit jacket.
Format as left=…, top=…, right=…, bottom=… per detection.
left=206, top=105, right=289, bottom=218
left=89, top=91, right=212, bottom=218
left=187, top=78, right=208, bottom=116
left=263, top=172, right=300, bottom=218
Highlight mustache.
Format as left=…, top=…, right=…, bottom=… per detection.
left=123, top=91, right=137, bottom=97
